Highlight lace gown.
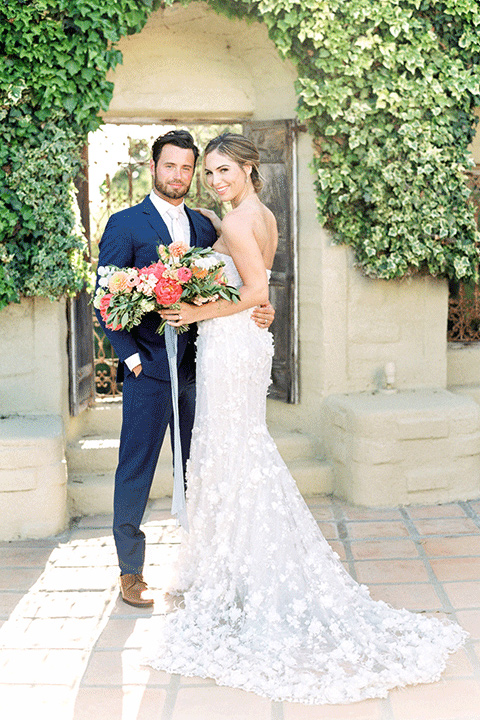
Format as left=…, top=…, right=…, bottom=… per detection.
left=144, top=253, right=467, bottom=705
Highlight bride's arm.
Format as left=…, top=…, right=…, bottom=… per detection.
left=161, top=214, right=269, bottom=326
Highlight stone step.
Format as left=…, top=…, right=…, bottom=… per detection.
left=67, top=435, right=160, bottom=474
left=449, top=384, right=480, bottom=406
left=67, top=399, right=123, bottom=441
left=69, top=401, right=322, bottom=457
left=66, top=427, right=319, bottom=475
left=268, top=428, right=320, bottom=462
left=68, top=468, right=170, bottom=517
left=68, top=458, right=333, bottom=517
left=289, top=458, right=333, bottom=496
left=0, top=415, right=68, bottom=540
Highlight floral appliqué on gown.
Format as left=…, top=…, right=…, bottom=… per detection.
left=144, top=252, right=467, bottom=705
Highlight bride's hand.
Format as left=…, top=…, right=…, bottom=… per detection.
left=252, top=301, right=275, bottom=329
left=160, top=302, right=202, bottom=327
left=194, top=207, right=222, bottom=236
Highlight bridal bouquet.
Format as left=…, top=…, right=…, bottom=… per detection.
left=93, top=241, right=240, bottom=335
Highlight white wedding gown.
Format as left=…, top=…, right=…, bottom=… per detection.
left=144, top=252, right=467, bottom=705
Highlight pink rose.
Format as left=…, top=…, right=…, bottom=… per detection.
left=177, top=267, right=192, bottom=283
left=99, top=294, right=122, bottom=330
left=154, top=277, right=183, bottom=305
left=99, top=294, right=113, bottom=317
left=126, top=272, right=139, bottom=288
left=143, top=262, right=166, bottom=280
left=106, top=320, right=122, bottom=331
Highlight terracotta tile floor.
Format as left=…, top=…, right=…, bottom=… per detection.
left=1, top=496, right=480, bottom=720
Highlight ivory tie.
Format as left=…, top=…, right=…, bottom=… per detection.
left=167, top=205, right=185, bottom=246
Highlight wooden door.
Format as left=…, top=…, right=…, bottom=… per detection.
left=67, top=144, right=95, bottom=415
left=243, top=120, right=299, bottom=403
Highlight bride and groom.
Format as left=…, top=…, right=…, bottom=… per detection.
left=96, top=130, right=466, bottom=705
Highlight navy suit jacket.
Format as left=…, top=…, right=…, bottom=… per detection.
left=95, top=195, right=217, bottom=382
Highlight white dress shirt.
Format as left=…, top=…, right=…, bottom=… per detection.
left=124, top=192, right=191, bottom=372
left=149, top=191, right=191, bottom=247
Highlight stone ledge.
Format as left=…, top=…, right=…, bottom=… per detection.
left=0, top=415, right=67, bottom=540
left=324, top=389, right=480, bottom=506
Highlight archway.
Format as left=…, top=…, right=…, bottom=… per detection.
left=73, top=3, right=307, bottom=411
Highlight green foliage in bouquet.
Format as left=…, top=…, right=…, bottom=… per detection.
left=94, top=245, right=240, bottom=335
left=2, top=0, right=480, bottom=313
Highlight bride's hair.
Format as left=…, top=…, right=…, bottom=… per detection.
left=203, top=133, right=264, bottom=193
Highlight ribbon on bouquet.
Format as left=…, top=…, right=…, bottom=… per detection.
left=164, top=324, right=189, bottom=532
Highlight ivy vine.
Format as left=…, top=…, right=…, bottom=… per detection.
left=1, top=0, right=480, bottom=311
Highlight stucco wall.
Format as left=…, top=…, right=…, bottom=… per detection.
left=103, top=2, right=298, bottom=123
left=0, top=299, right=69, bottom=539
left=0, top=297, right=69, bottom=418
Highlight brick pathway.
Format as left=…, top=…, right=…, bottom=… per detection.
left=1, top=496, right=480, bottom=720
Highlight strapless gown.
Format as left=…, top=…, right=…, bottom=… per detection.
left=144, top=252, right=467, bottom=705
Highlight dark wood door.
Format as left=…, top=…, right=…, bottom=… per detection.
left=67, top=144, right=95, bottom=416
left=243, top=120, right=299, bottom=403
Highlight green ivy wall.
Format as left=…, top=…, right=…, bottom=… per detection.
left=1, top=0, right=480, bottom=311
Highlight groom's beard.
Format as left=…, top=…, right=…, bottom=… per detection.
left=153, top=177, right=191, bottom=200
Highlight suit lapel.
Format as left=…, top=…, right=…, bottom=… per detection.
left=141, top=196, right=172, bottom=246
left=185, top=205, right=211, bottom=248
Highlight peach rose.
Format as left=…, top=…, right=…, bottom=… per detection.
left=108, top=271, right=130, bottom=293
left=191, top=265, right=208, bottom=279
left=169, top=241, right=189, bottom=258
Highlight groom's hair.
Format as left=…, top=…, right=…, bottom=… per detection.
left=152, top=130, right=199, bottom=168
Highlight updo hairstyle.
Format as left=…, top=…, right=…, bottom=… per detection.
left=203, top=133, right=263, bottom=194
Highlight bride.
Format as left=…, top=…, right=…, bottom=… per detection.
left=145, top=133, right=466, bottom=705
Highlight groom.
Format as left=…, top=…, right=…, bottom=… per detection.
left=95, top=130, right=273, bottom=607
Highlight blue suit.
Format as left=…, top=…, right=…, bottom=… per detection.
left=95, top=195, right=217, bottom=575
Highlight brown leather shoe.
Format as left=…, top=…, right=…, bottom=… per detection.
left=120, top=573, right=154, bottom=607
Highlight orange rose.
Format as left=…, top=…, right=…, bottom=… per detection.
left=191, top=266, right=208, bottom=279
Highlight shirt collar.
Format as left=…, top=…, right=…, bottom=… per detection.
left=149, top=190, right=186, bottom=218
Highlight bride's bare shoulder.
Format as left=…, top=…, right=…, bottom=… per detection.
left=220, top=200, right=276, bottom=245
left=220, top=203, right=255, bottom=233
left=261, top=204, right=277, bottom=232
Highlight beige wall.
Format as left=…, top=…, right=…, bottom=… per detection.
left=103, top=2, right=298, bottom=123
left=0, top=299, right=69, bottom=539
left=0, top=297, right=69, bottom=419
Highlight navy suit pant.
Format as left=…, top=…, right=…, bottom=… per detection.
left=113, top=350, right=196, bottom=575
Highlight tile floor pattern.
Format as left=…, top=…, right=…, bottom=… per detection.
left=1, top=496, right=480, bottom=719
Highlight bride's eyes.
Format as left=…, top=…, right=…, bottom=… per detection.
left=204, top=167, right=229, bottom=177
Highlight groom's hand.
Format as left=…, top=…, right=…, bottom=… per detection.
left=252, top=301, right=274, bottom=329
left=132, top=364, right=142, bottom=377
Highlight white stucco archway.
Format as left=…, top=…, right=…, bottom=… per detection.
left=100, top=1, right=328, bottom=435
left=99, top=1, right=456, bottom=434
left=91, top=2, right=480, bottom=511
left=103, top=2, right=298, bottom=124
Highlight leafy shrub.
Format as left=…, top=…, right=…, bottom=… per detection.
left=1, top=0, right=480, bottom=311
